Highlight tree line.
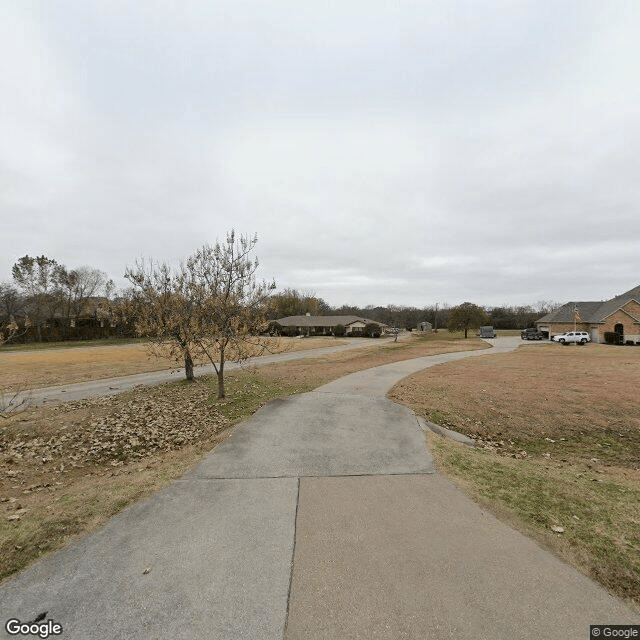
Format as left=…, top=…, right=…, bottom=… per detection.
left=1, top=256, right=115, bottom=343
left=1, top=254, right=560, bottom=347
left=268, top=288, right=560, bottom=332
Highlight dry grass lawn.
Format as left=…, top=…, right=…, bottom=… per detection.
left=0, top=337, right=347, bottom=391
left=389, top=343, right=640, bottom=609
left=1, top=332, right=482, bottom=582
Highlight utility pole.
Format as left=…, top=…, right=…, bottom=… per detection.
left=434, top=303, right=438, bottom=333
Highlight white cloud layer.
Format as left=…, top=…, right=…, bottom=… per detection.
left=2, top=1, right=639, bottom=307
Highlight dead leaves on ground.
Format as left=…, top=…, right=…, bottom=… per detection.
left=1, top=380, right=228, bottom=470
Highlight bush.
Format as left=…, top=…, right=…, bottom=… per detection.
left=604, top=332, right=623, bottom=345
left=364, top=322, right=381, bottom=338
left=625, top=340, right=635, bottom=346
left=282, top=326, right=299, bottom=337
left=268, top=321, right=282, bottom=336
left=333, top=324, right=346, bottom=337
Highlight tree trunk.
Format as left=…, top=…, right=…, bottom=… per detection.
left=217, top=366, right=225, bottom=399
left=464, top=327, right=468, bottom=338
left=217, top=347, right=226, bottom=399
left=184, top=349, right=194, bottom=381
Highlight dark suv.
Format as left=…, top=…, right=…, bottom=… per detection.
left=521, top=328, right=545, bottom=340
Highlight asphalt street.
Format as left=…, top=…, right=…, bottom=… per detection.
left=1, top=337, right=637, bottom=639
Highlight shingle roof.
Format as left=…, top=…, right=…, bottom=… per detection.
left=537, top=284, right=640, bottom=324
left=592, top=284, right=640, bottom=321
left=274, top=315, right=384, bottom=328
left=537, top=301, right=604, bottom=324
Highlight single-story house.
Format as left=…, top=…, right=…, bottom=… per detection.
left=270, top=314, right=387, bottom=336
left=536, top=284, right=640, bottom=344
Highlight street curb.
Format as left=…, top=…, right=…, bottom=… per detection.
left=416, top=416, right=476, bottom=447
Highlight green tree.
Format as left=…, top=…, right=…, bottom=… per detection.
left=12, top=255, right=64, bottom=341
left=270, top=288, right=330, bottom=319
left=447, top=302, right=489, bottom=338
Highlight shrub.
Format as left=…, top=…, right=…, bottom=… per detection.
left=604, top=332, right=623, bottom=345
left=268, top=321, right=282, bottom=336
left=364, top=322, right=381, bottom=338
left=333, top=324, right=346, bottom=337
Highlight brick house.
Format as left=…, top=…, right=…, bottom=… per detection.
left=536, top=284, right=640, bottom=344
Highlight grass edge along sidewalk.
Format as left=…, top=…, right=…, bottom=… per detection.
left=389, top=344, right=640, bottom=612
left=1, top=332, right=485, bottom=582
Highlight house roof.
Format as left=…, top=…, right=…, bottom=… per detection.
left=274, top=315, right=384, bottom=328
left=537, top=301, right=604, bottom=324
left=537, top=284, right=640, bottom=325
left=592, top=284, right=640, bottom=322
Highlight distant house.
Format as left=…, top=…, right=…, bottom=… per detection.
left=536, top=284, right=640, bottom=344
left=270, top=314, right=386, bottom=336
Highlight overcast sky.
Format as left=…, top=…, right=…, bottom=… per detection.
left=2, top=1, right=639, bottom=308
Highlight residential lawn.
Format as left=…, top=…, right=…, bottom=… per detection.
left=0, top=337, right=148, bottom=352
left=389, top=343, right=640, bottom=609
left=0, top=336, right=347, bottom=391
left=0, top=332, right=483, bottom=582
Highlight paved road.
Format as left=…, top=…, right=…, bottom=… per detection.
left=1, top=338, right=637, bottom=639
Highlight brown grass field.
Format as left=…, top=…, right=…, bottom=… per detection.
left=389, top=343, right=640, bottom=608
left=0, top=336, right=347, bottom=391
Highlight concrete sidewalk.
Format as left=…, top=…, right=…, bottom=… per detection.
left=1, top=338, right=637, bottom=639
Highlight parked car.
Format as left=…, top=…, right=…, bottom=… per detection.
left=521, top=328, right=545, bottom=340
left=478, top=326, right=496, bottom=338
left=552, top=331, right=591, bottom=345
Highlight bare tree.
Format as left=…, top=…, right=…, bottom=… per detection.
left=58, top=266, right=109, bottom=337
left=125, top=260, right=198, bottom=380
left=125, top=231, right=275, bottom=398
left=0, top=315, right=20, bottom=346
left=179, top=232, right=275, bottom=398
left=0, top=309, right=29, bottom=417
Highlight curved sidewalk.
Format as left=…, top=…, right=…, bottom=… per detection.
left=9, top=336, right=400, bottom=408
left=1, top=338, right=637, bottom=639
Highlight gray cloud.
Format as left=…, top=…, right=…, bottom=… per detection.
left=2, top=1, right=639, bottom=308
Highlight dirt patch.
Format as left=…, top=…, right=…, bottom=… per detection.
left=390, top=343, right=640, bottom=608
left=0, top=337, right=347, bottom=391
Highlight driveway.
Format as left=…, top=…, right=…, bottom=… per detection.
left=1, top=337, right=636, bottom=639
